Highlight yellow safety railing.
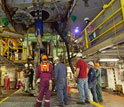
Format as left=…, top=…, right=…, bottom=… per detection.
left=76, top=0, right=124, bottom=50
left=0, top=39, right=24, bottom=61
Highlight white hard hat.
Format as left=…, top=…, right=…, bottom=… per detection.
left=88, top=61, right=94, bottom=66
left=84, top=17, right=90, bottom=21
left=29, top=64, right=32, bottom=67
left=76, top=53, right=82, bottom=57
left=25, top=63, right=28, bottom=67
left=54, top=57, right=60, bottom=62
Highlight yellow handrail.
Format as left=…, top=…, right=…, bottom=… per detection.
left=120, top=0, right=124, bottom=19
left=87, top=8, right=121, bottom=37
left=88, top=20, right=124, bottom=44
left=85, top=0, right=115, bottom=30
left=77, top=0, right=124, bottom=50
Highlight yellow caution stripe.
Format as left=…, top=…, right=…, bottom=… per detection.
left=13, top=88, right=22, bottom=94
left=90, top=100, right=104, bottom=107
left=0, top=97, right=9, bottom=104
left=71, top=89, right=104, bottom=107
left=0, top=88, right=22, bottom=104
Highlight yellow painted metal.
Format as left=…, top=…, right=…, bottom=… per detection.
left=88, top=20, right=124, bottom=44
left=87, top=8, right=121, bottom=37
left=0, top=40, right=1, bottom=55
left=120, top=0, right=124, bottom=20
left=85, top=0, right=115, bottom=30
left=84, top=29, right=88, bottom=48
left=78, top=0, right=124, bottom=49
left=7, top=39, right=9, bottom=59
left=32, top=0, right=35, bottom=3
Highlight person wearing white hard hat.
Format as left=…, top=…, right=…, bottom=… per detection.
left=87, top=61, right=98, bottom=103
left=75, top=53, right=90, bottom=105
left=29, top=64, right=34, bottom=90
left=23, top=63, right=31, bottom=92
left=54, top=57, right=68, bottom=107
left=84, top=17, right=90, bottom=24
left=25, top=63, right=28, bottom=68
left=84, top=17, right=96, bottom=45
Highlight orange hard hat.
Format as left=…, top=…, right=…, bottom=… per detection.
left=95, top=63, right=99, bottom=66
left=42, top=55, right=47, bottom=60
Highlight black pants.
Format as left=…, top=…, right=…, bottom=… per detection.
left=29, top=77, right=33, bottom=89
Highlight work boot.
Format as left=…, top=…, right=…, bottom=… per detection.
left=77, top=101, right=85, bottom=105
left=64, top=102, right=68, bottom=105
left=85, top=100, right=90, bottom=104
left=35, top=102, right=41, bottom=107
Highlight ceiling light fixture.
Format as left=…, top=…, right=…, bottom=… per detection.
left=74, top=27, right=80, bottom=34
left=99, top=58, right=119, bottom=62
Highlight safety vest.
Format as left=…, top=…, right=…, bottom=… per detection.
left=41, top=62, right=49, bottom=72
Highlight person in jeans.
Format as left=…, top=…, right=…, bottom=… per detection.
left=75, top=53, right=90, bottom=105
left=88, top=61, right=98, bottom=103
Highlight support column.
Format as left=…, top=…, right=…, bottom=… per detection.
left=120, top=0, right=124, bottom=20
left=0, top=40, right=1, bottom=55
left=84, top=29, right=89, bottom=49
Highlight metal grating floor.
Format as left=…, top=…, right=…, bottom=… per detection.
left=0, top=90, right=97, bottom=107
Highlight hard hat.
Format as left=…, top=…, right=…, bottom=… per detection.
left=88, top=61, right=94, bottom=66
left=25, top=63, right=28, bottom=67
left=95, top=63, right=99, bottom=66
left=84, top=17, right=90, bottom=21
left=76, top=53, right=82, bottom=57
left=42, top=55, right=47, bottom=60
left=29, top=64, right=32, bottom=67
left=54, top=57, right=60, bottom=62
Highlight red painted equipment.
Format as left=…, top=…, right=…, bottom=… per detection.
left=16, top=80, right=23, bottom=89
left=4, top=76, right=10, bottom=90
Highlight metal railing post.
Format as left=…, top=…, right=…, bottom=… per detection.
left=84, top=29, right=89, bottom=49
left=120, top=0, right=124, bottom=20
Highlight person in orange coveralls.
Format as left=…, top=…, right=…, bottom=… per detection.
left=35, top=54, right=53, bottom=107
left=4, top=74, right=10, bottom=90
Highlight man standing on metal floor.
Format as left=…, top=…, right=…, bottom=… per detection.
left=35, top=55, right=53, bottom=107
left=54, top=57, right=68, bottom=107
left=75, top=53, right=90, bottom=105
left=88, top=61, right=98, bottom=103
left=94, top=63, right=103, bottom=102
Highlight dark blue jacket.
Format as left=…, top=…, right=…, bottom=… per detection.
left=88, top=68, right=97, bottom=88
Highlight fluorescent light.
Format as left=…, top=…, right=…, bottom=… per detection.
left=99, top=58, right=119, bottom=62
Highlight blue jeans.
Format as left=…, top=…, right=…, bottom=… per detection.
left=77, top=78, right=90, bottom=102
left=90, top=84, right=98, bottom=102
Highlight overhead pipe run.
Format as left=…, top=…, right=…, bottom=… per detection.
left=0, top=31, right=24, bottom=38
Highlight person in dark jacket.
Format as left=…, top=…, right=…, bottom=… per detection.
left=29, top=64, right=34, bottom=90
left=88, top=61, right=98, bottom=103
left=94, top=63, right=103, bottom=102
left=54, top=57, right=68, bottom=107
